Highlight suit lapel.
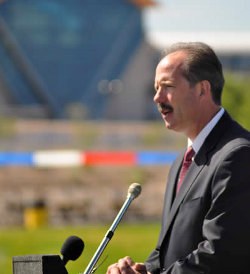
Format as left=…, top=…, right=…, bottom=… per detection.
left=159, top=153, right=183, bottom=243
left=167, top=159, right=205, bottom=228
left=164, top=154, right=183, bottom=217
left=160, top=111, right=233, bottom=245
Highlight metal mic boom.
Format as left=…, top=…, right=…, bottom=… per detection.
left=83, top=183, right=141, bottom=274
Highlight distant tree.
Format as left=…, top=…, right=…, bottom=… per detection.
left=222, top=73, right=250, bottom=130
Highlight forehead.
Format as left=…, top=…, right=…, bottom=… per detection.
left=155, top=51, right=187, bottom=81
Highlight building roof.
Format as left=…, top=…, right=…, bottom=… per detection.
left=129, top=0, right=157, bottom=8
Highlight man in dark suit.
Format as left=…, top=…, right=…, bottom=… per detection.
left=106, top=42, right=250, bottom=274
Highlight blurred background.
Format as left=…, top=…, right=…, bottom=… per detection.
left=0, top=0, right=250, bottom=273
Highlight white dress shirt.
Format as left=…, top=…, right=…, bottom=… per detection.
left=188, top=108, right=225, bottom=155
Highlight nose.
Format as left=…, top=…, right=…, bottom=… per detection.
left=153, top=87, right=165, bottom=104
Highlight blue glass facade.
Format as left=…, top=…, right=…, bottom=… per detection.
left=0, top=0, right=144, bottom=118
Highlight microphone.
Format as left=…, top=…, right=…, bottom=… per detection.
left=127, top=182, right=141, bottom=199
left=83, top=183, right=142, bottom=274
left=61, top=235, right=84, bottom=265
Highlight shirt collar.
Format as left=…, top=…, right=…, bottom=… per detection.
left=188, top=107, right=225, bottom=154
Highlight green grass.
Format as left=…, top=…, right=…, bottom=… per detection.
left=0, top=223, right=160, bottom=274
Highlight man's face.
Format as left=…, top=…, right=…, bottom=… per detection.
left=154, top=51, right=202, bottom=136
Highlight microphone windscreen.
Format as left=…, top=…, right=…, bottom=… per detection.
left=127, top=183, right=141, bottom=199
left=61, top=235, right=84, bottom=263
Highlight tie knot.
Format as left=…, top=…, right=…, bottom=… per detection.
left=176, top=146, right=195, bottom=194
left=184, top=146, right=195, bottom=162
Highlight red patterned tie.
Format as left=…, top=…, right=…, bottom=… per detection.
left=176, top=146, right=195, bottom=193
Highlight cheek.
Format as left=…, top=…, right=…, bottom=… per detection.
left=168, top=93, right=174, bottom=102
left=174, top=94, right=198, bottom=118
left=163, top=91, right=174, bottom=105
left=183, top=97, right=200, bottom=119
left=182, top=90, right=199, bottom=106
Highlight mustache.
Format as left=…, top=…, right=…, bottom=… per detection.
left=157, top=103, right=173, bottom=113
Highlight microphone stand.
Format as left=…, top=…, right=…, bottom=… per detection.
left=83, top=194, right=135, bottom=274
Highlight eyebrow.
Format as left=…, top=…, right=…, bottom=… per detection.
left=156, top=80, right=174, bottom=86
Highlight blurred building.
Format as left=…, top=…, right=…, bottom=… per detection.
left=144, top=0, right=250, bottom=73
left=0, top=0, right=159, bottom=120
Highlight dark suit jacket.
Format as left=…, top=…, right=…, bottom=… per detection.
left=145, top=112, right=250, bottom=274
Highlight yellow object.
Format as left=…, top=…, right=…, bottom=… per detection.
left=129, top=0, right=157, bottom=8
left=24, top=201, right=48, bottom=229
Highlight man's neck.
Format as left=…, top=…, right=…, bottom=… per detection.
left=188, top=107, right=224, bottom=153
left=187, top=105, right=222, bottom=141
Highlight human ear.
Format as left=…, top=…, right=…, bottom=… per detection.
left=200, top=80, right=211, bottom=96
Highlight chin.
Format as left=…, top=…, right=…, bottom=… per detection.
left=164, top=120, right=178, bottom=132
left=164, top=121, right=172, bottom=130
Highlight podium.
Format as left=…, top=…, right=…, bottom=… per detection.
left=12, top=255, right=68, bottom=274
left=12, top=235, right=84, bottom=274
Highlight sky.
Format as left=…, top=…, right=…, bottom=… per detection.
left=142, top=0, right=250, bottom=52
